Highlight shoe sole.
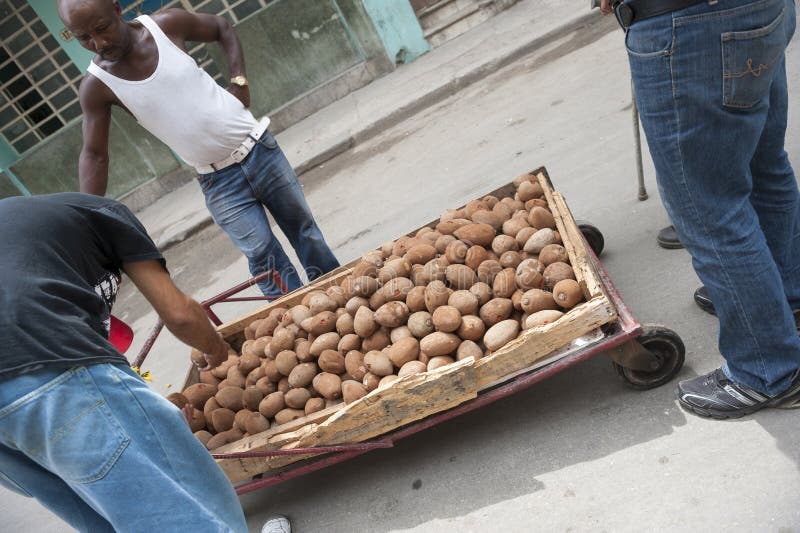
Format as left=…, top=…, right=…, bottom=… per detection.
left=677, top=396, right=763, bottom=420
left=657, top=238, right=684, bottom=250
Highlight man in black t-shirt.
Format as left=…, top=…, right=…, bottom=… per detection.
left=0, top=193, right=248, bottom=531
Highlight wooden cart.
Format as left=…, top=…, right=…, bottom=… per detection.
left=140, top=167, right=685, bottom=494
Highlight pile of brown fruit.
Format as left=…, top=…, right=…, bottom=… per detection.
left=173, top=174, right=585, bottom=450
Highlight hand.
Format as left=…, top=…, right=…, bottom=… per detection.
left=181, top=404, right=194, bottom=426
left=195, top=336, right=231, bottom=371
left=600, top=0, right=613, bottom=15
left=228, top=84, right=250, bottom=108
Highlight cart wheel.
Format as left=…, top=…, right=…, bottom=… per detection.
left=613, top=325, right=685, bottom=390
left=577, top=223, right=604, bottom=256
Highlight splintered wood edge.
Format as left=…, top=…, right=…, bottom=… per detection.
left=474, top=296, right=616, bottom=389
left=296, top=357, right=476, bottom=448
left=214, top=403, right=345, bottom=455
left=535, top=171, right=605, bottom=301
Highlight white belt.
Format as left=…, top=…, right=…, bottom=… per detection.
left=195, top=117, right=271, bottom=175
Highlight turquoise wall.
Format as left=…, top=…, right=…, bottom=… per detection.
left=361, top=0, right=429, bottom=64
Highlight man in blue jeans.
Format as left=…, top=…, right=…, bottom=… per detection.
left=0, top=193, right=250, bottom=531
left=60, top=0, right=339, bottom=296
left=602, top=0, right=800, bottom=417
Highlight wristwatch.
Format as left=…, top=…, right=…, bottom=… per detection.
left=230, top=75, right=248, bottom=87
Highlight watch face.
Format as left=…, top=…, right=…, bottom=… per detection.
left=232, top=76, right=247, bottom=86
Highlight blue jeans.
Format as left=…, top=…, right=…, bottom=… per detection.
left=626, top=0, right=800, bottom=395
left=198, top=130, right=340, bottom=296
left=0, top=364, right=247, bottom=532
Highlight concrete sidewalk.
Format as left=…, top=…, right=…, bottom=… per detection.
left=133, top=0, right=600, bottom=250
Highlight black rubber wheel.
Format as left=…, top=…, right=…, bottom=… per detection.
left=578, top=223, right=605, bottom=257
left=613, top=325, right=686, bottom=390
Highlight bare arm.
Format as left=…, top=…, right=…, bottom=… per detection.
left=78, top=75, right=113, bottom=195
left=156, top=9, right=250, bottom=107
left=123, top=259, right=229, bottom=369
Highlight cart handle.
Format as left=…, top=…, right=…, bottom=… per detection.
left=131, top=269, right=286, bottom=369
left=211, top=441, right=394, bottom=459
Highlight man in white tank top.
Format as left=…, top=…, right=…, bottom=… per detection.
left=58, top=0, right=339, bottom=300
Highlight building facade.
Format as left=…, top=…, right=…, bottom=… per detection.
left=0, top=0, right=429, bottom=199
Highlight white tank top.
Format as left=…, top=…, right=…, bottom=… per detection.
left=87, top=15, right=264, bottom=168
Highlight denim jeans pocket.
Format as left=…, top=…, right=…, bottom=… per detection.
left=722, top=6, right=786, bottom=108
left=0, top=367, right=130, bottom=484
left=625, top=17, right=674, bottom=58
left=259, top=130, right=278, bottom=150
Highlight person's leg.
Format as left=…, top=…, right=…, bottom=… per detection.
left=199, top=166, right=303, bottom=296
left=748, top=48, right=800, bottom=311
left=241, top=131, right=340, bottom=282
left=626, top=0, right=800, bottom=397
left=0, top=368, right=115, bottom=532
left=0, top=364, right=248, bottom=532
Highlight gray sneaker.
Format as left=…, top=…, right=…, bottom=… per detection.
left=261, top=516, right=291, bottom=533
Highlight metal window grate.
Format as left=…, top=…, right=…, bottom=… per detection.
left=120, top=0, right=274, bottom=83
left=0, top=0, right=82, bottom=154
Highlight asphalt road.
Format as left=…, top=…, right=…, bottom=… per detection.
left=5, top=14, right=798, bottom=533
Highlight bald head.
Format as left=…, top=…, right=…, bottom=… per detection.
left=57, top=0, right=117, bottom=26
left=58, top=0, right=131, bottom=62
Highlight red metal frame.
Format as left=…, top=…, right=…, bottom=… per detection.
left=132, top=270, right=286, bottom=369
left=130, top=235, right=646, bottom=495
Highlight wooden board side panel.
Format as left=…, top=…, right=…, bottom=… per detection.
left=474, top=296, right=616, bottom=389
left=296, top=358, right=476, bottom=448
left=219, top=359, right=477, bottom=483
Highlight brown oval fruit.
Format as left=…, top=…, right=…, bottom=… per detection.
left=539, top=244, right=569, bottom=266
left=524, top=310, right=565, bottom=329
left=492, top=268, right=517, bottom=298
left=469, top=282, right=492, bottom=306
left=387, top=337, right=420, bottom=368
left=553, top=279, right=583, bottom=309
left=483, top=319, right=520, bottom=351
left=445, top=240, right=468, bottom=264
left=398, top=360, right=428, bottom=377
left=420, top=332, right=461, bottom=356
left=363, top=350, right=393, bottom=376
left=424, top=280, right=451, bottom=313
left=287, top=362, right=319, bottom=388
left=446, top=264, right=478, bottom=290
left=543, top=262, right=576, bottom=290
left=344, top=350, right=367, bottom=381
left=284, top=388, right=312, bottom=409
left=457, top=339, right=484, bottom=361
left=312, top=372, right=342, bottom=400
left=374, top=301, right=410, bottom=328
left=454, top=223, right=496, bottom=247
left=342, top=380, right=369, bottom=404
left=528, top=206, right=556, bottom=230
left=479, top=298, right=514, bottom=327
left=432, top=305, right=462, bottom=332
left=520, top=289, right=559, bottom=314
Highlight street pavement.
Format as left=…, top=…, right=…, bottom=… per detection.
left=4, top=2, right=799, bottom=532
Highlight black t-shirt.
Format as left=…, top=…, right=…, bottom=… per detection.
left=0, top=193, right=165, bottom=378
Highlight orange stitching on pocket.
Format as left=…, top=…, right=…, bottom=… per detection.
left=723, top=50, right=782, bottom=79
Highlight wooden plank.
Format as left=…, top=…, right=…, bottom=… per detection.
left=296, top=358, right=476, bottom=448
left=217, top=425, right=322, bottom=483
left=474, top=296, right=616, bottom=389
left=552, top=192, right=606, bottom=300
left=214, top=403, right=345, bottom=455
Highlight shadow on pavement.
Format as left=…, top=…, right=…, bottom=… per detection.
left=240, top=355, right=688, bottom=532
